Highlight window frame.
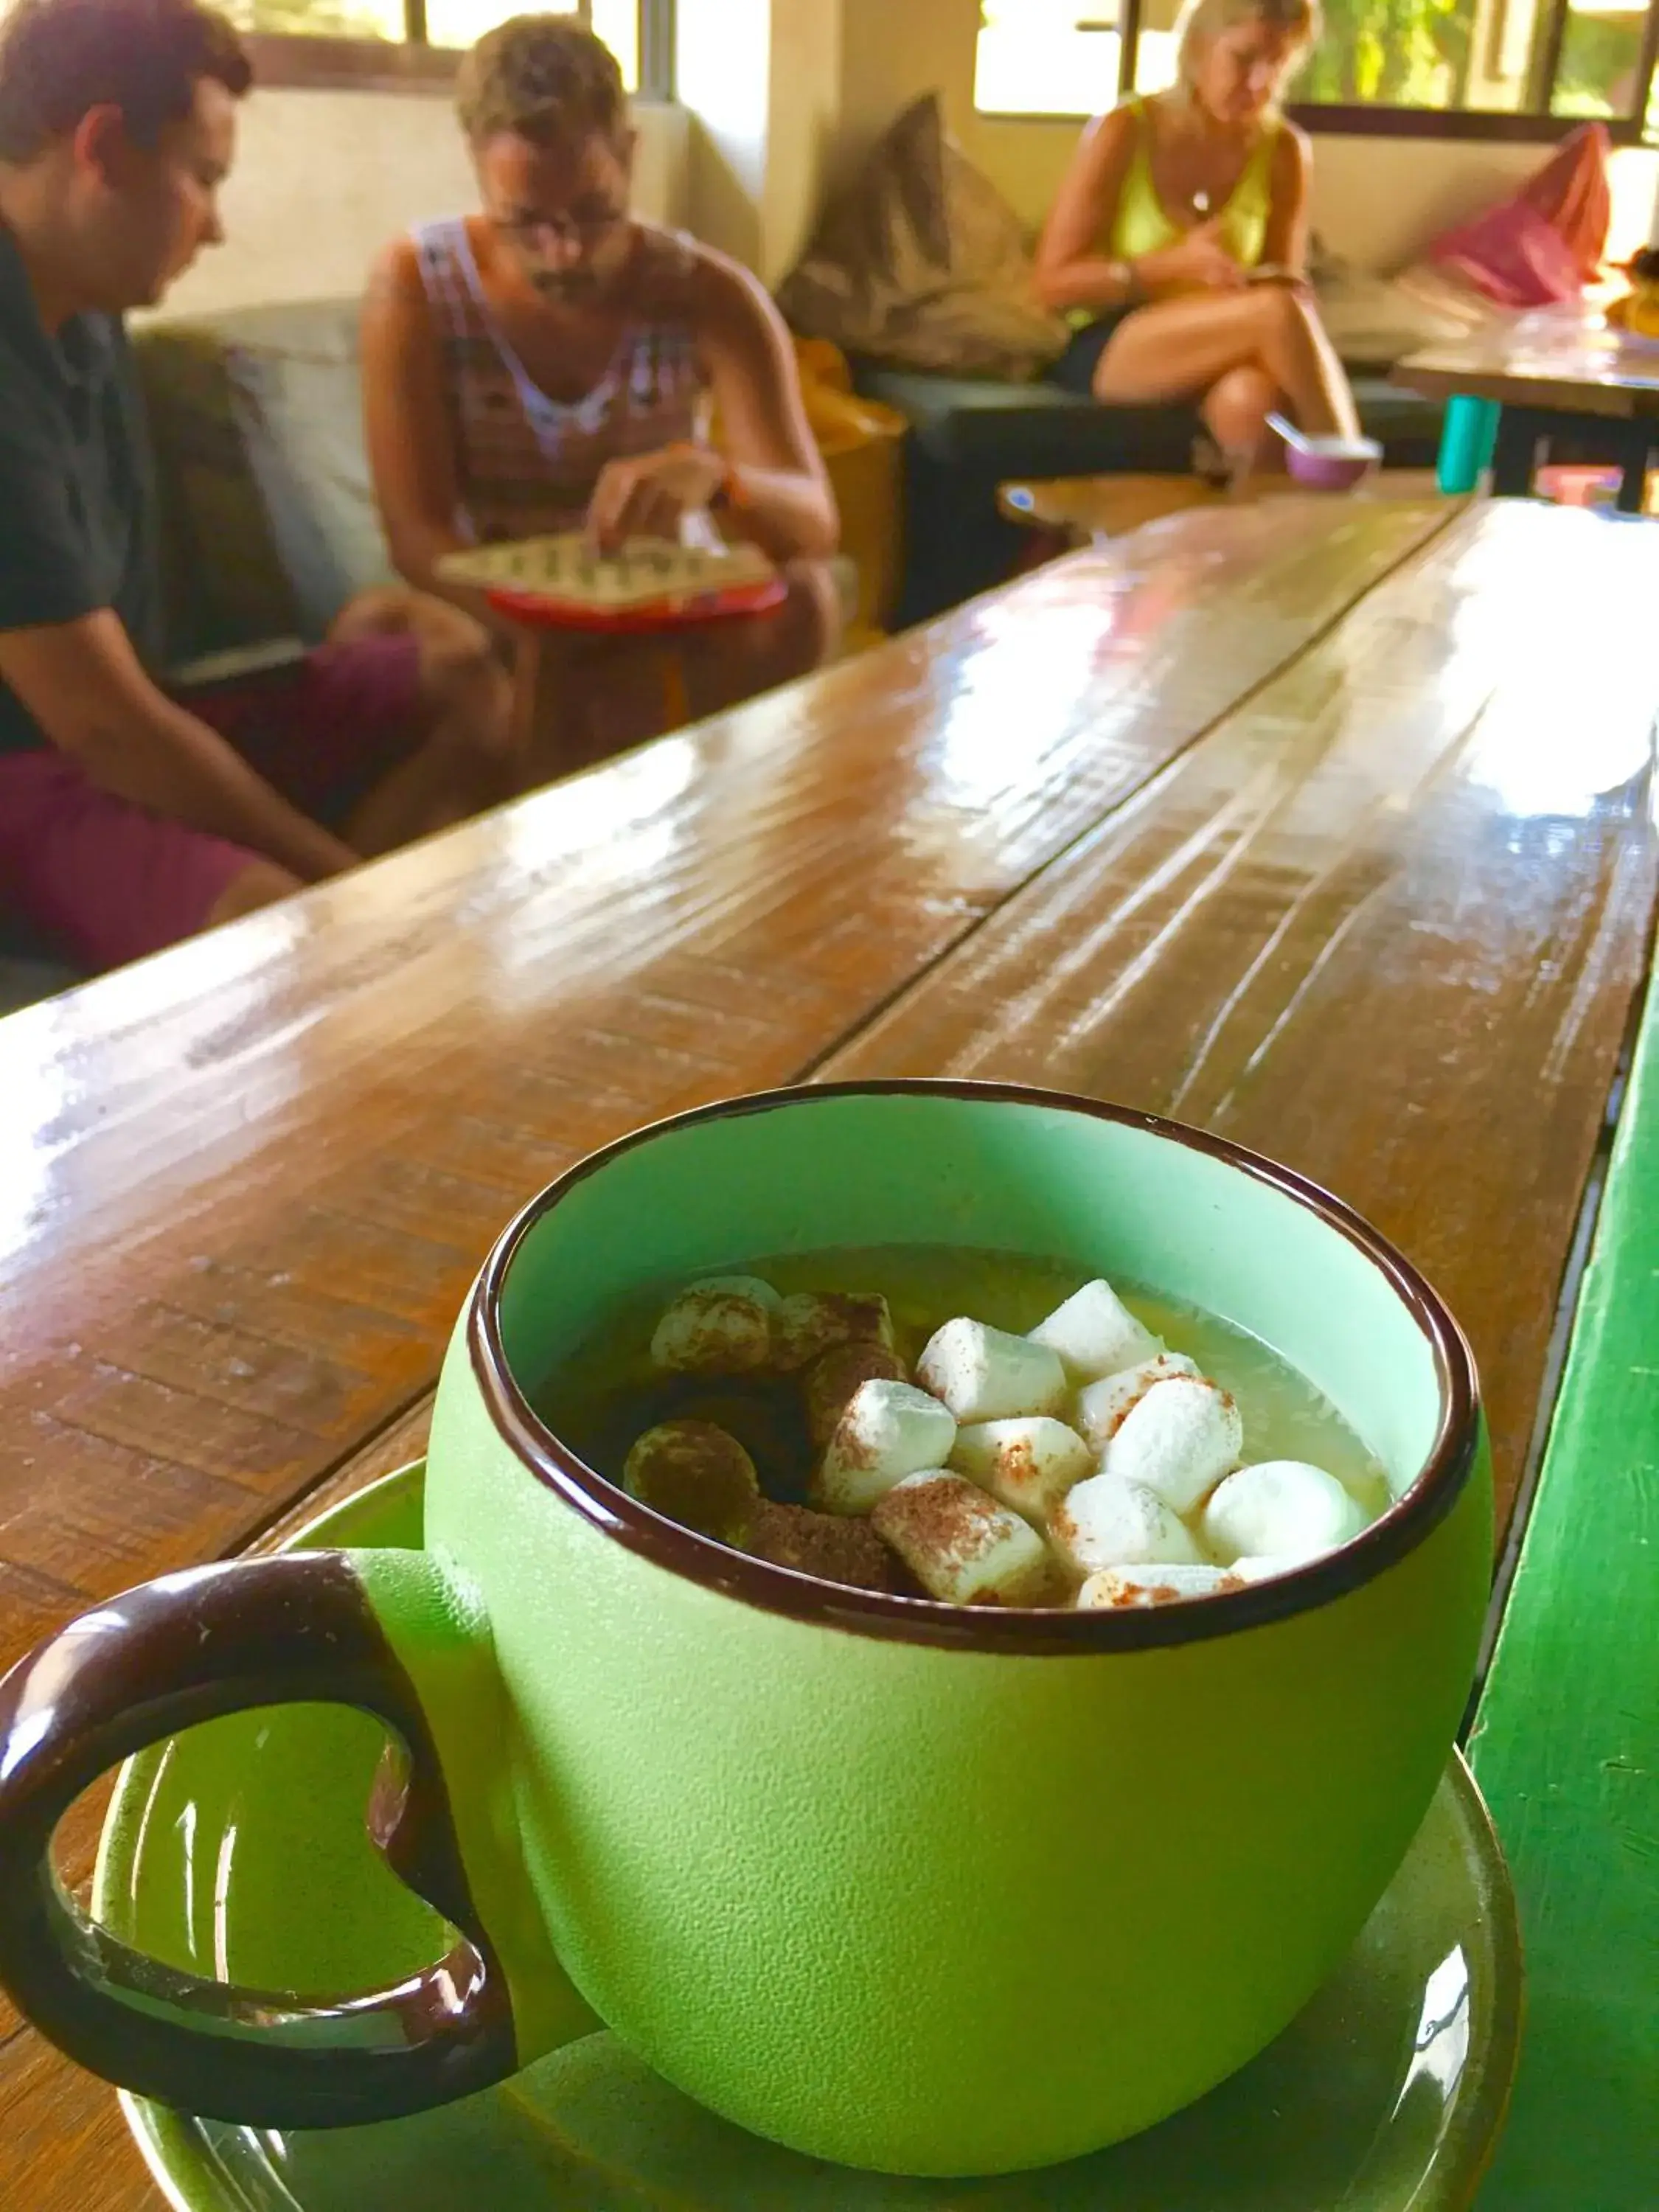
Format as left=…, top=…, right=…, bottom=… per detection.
left=972, top=0, right=1659, bottom=142
left=246, top=0, right=675, bottom=99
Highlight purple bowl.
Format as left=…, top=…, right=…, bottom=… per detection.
left=1284, top=443, right=1381, bottom=490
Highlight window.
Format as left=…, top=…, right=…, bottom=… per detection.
left=975, top=1, right=1122, bottom=114
left=972, top=0, right=1659, bottom=137
left=237, top=0, right=672, bottom=98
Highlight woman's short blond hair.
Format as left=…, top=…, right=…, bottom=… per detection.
left=1172, top=0, right=1320, bottom=99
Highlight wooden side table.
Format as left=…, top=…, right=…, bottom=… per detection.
left=998, top=469, right=1445, bottom=549
left=1397, top=310, right=1659, bottom=512
left=506, top=622, right=695, bottom=782
left=498, top=560, right=863, bottom=782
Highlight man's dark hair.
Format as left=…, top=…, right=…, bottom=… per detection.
left=0, top=0, right=251, bottom=164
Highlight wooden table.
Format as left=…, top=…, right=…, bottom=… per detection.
left=998, top=467, right=1442, bottom=544
left=1397, top=308, right=1659, bottom=509
left=4, top=495, right=1657, bottom=2208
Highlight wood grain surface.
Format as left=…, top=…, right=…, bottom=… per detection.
left=1, top=496, right=1460, bottom=2212
left=1397, top=309, right=1659, bottom=422
left=0, top=497, right=1454, bottom=1684
left=999, top=468, right=1443, bottom=543
left=824, top=501, right=1659, bottom=1534
left=7, top=494, right=1656, bottom=2210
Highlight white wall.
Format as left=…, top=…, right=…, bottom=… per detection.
left=1312, top=135, right=1659, bottom=271
left=675, top=0, right=771, bottom=274
left=675, top=0, right=852, bottom=282
left=765, top=0, right=844, bottom=275
left=161, top=87, right=689, bottom=316
left=674, top=0, right=984, bottom=281
left=835, top=0, right=978, bottom=181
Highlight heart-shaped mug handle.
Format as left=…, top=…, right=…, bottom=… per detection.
left=0, top=1551, right=520, bottom=2126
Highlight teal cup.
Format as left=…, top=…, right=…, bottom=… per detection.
left=0, top=1083, right=1492, bottom=2176
left=1436, top=393, right=1501, bottom=495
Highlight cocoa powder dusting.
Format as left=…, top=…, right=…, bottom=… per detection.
left=1101, top=1570, right=1248, bottom=1607
left=1003, top=1441, right=1037, bottom=1484
left=872, top=1477, right=1057, bottom=1606
left=775, top=1291, right=894, bottom=1371
left=748, top=1500, right=910, bottom=1593
left=803, top=1340, right=908, bottom=1447
left=871, top=1474, right=998, bottom=1571
left=624, top=1420, right=759, bottom=1545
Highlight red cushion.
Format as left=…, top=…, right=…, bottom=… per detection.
left=1518, top=122, right=1613, bottom=281
left=1424, top=122, right=1610, bottom=308
left=1427, top=197, right=1586, bottom=309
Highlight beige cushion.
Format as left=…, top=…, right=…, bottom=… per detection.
left=1313, top=269, right=1477, bottom=366
left=778, top=93, right=1068, bottom=382
left=1384, top=260, right=1509, bottom=347
left=1308, top=243, right=1494, bottom=369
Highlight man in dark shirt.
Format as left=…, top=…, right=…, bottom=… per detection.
left=0, top=0, right=514, bottom=972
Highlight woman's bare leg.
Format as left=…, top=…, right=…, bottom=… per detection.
left=1094, top=287, right=1360, bottom=439
left=1202, top=364, right=1286, bottom=475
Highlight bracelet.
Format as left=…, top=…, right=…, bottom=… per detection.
left=712, top=455, right=748, bottom=512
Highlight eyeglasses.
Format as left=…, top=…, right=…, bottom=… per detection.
left=491, top=206, right=630, bottom=252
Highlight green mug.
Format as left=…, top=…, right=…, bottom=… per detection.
left=0, top=1083, right=1492, bottom=2178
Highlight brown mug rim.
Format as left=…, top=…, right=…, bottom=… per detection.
left=467, top=1080, right=1482, bottom=1654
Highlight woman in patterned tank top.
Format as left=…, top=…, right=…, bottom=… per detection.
left=362, top=16, right=839, bottom=772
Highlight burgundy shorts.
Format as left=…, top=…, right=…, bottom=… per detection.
left=0, top=633, right=422, bottom=973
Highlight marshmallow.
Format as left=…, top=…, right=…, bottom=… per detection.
left=1029, top=1279, right=1161, bottom=1382
left=1077, top=1352, right=1202, bottom=1450
left=948, top=1416, right=1093, bottom=1524
left=872, top=1473, right=1054, bottom=1606
left=746, top=1500, right=902, bottom=1592
left=916, top=1318, right=1066, bottom=1423
left=802, top=1340, right=909, bottom=1448
left=1101, top=1376, right=1243, bottom=1516
left=815, top=1380, right=959, bottom=1515
left=650, top=1276, right=779, bottom=1376
left=1077, top=1562, right=1245, bottom=1608
left=1051, top=1475, right=1202, bottom=1576
left=773, top=1290, right=895, bottom=1372
left=1201, top=1461, right=1367, bottom=1566
left=622, top=1420, right=759, bottom=1543
left=1231, top=1554, right=1305, bottom=1584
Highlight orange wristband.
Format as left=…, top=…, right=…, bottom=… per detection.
left=712, top=454, right=748, bottom=511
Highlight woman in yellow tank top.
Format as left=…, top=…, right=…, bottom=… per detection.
left=1037, top=0, right=1358, bottom=470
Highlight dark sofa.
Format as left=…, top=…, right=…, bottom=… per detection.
left=850, top=363, right=1447, bottom=627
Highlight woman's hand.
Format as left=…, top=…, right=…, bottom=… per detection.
left=1135, top=219, right=1245, bottom=296
left=585, top=442, right=729, bottom=554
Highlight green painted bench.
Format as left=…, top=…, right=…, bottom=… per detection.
left=1470, top=964, right=1659, bottom=2207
